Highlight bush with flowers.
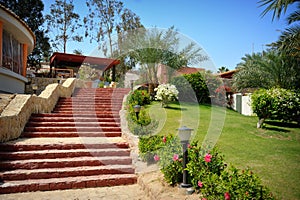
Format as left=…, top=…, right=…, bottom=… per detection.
left=154, top=84, right=179, bottom=107
left=139, top=135, right=274, bottom=199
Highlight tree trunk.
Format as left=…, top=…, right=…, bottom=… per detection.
left=257, top=118, right=265, bottom=128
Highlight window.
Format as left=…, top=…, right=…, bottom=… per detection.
left=2, top=30, right=23, bottom=75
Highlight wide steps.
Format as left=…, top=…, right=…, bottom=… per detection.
left=29, top=117, right=120, bottom=123
left=0, top=156, right=132, bottom=170
left=21, top=131, right=122, bottom=138
left=0, top=148, right=130, bottom=160
left=0, top=174, right=137, bottom=194
left=24, top=127, right=121, bottom=132
left=1, top=165, right=135, bottom=181
left=0, top=142, right=130, bottom=152
left=0, top=88, right=135, bottom=194
left=26, top=121, right=120, bottom=127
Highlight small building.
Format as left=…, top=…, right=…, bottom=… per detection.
left=0, top=4, right=35, bottom=94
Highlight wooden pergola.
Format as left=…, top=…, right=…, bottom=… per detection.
left=49, top=52, right=120, bottom=81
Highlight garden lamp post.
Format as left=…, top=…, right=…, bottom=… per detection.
left=130, top=80, right=134, bottom=91
left=177, top=126, right=193, bottom=188
left=133, top=105, right=141, bottom=120
left=32, top=84, right=38, bottom=95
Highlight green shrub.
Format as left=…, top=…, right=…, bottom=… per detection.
left=127, top=90, right=150, bottom=106
left=251, top=88, right=300, bottom=128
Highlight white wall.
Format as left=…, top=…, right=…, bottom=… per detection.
left=231, top=93, right=254, bottom=116
left=0, top=67, right=27, bottom=93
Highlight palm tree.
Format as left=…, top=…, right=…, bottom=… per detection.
left=258, top=0, right=297, bottom=20
left=217, top=66, right=229, bottom=73
left=271, top=3, right=300, bottom=57
left=232, top=50, right=299, bottom=91
left=259, top=0, right=300, bottom=57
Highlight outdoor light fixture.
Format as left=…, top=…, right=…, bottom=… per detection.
left=130, top=80, right=134, bottom=91
left=177, top=126, right=193, bottom=188
left=133, top=105, right=141, bottom=120
left=32, top=84, right=38, bottom=95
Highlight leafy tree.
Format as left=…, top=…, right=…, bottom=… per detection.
left=0, top=0, right=51, bottom=68
left=73, top=49, right=83, bottom=55
left=84, top=0, right=143, bottom=81
left=232, top=50, right=299, bottom=90
left=45, top=0, right=83, bottom=53
left=84, top=0, right=124, bottom=57
left=217, top=66, right=229, bottom=73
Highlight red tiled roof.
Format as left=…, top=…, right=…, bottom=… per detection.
left=218, top=69, right=239, bottom=79
left=49, top=52, right=120, bottom=71
left=176, top=67, right=204, bottom=75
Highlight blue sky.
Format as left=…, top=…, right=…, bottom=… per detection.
left=43, top=0, right=296, bottom=71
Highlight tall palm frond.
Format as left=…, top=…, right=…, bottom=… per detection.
left=287, top=3, right=300, bottom=24
left=271, top=25, right=300, bottom=56
left=258, top=0, right=296, bottom=20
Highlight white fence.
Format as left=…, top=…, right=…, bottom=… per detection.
left=231, top=93, right=254, bottom=116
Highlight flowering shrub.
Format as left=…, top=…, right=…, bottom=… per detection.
left=251, top=88, right=300, bottom=128
left=138, top=136, right=274, bottom=199
left=154, top=84, right=179, bottom=107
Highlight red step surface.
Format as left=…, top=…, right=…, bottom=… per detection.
left=0, top=88, right=136, bottom=194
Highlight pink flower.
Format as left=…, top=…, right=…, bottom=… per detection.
left=202, top=198, right=207, bottom=200
left=197, top=181, right=203, bottom=188
left=187, top=143, right=192, bottom=148
left=204, top=153, right=212, bottom=163
left=224, top=192, right=230, bottom=200
left=154, top=155, right=160, bottom=161
left=163, top=136, right=167, bottom=143
left=173, top=154, right=179, bottom=161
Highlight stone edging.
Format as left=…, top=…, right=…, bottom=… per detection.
left=0, top=78, right=76, bottom=142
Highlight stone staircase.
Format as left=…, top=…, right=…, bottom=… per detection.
left=0, top=88, right=136, bottom=194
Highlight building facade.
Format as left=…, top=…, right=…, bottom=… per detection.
left=0, top=4, right=35, bottom=93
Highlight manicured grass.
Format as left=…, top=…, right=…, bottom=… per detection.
left=147, top=101, right=300, bottom=200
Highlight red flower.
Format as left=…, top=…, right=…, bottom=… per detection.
left=202, top=198, right=207, bottom=200
left=154, top=155, right=160, bottom=161
left=187, top=143, right=192, bottom=148
left=224, top=192, right=230, bottom=200
left=163, top=136, right=167, bottom=143
left=173, top=154, right=179, bottom=161
left=204, top=153, right=212, bottom=163
left=197, top=181, right=203, bottom=188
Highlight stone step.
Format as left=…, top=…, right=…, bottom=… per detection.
left=1, top=165, right=135, bottom=181
left=24, top=127, right=122, bottom=132
left=21, top=131, right=122, bottom=138
left=26, top=121, right=120, bottom=127
left=0, top=173, right=137, bottom=194
left=29, top=117, right=120, bottom=123
left=51, top=111, right=120, bottom=115
left=0, top=156, right=133, bottom=170
left=52, top=107, right=121, bottom=112
left=0, top=148, right=130, bottom=160
left=0, top=142, right=130, bottom=152
left=32, top=113, right=120, bottom=118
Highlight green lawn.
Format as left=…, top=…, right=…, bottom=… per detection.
left=146, top=101, right=300, bottom=200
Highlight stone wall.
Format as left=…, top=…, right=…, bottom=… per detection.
left=0, top=78, right=76, bottom=143
left=25, top=77, right=66, bottom=95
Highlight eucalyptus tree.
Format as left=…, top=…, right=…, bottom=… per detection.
left=45, top=0, right=82, bottom=53
left=0, top=0, right=51, bottom=68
